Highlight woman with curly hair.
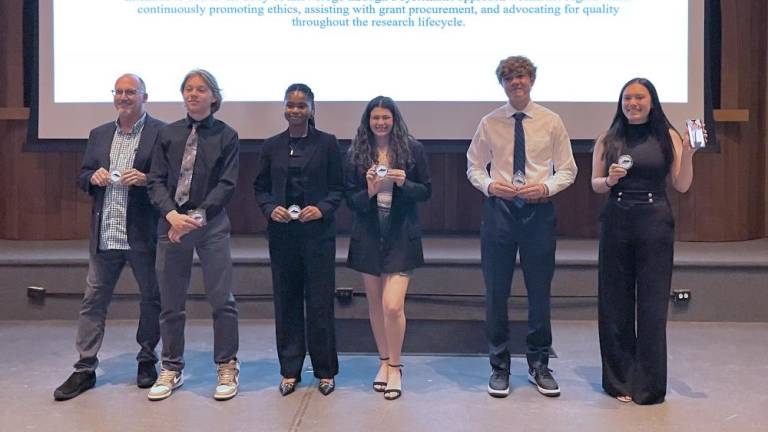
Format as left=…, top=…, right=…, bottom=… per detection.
left=344, top=96, right=431, bottom=400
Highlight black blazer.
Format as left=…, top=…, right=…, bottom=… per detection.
left=253, top=127, right=344, bottom=240
left=78, top=115, right=165, bottom=255
left=344, top=140, right=431, bottom=275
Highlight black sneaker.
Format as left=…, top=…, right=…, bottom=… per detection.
left=528, top=366, right=560, bottom=397
left=137, top=361, right=158, bottom=389
left=487, top=369, right=510, bottom=398
left=54, top=371, right=96, bottom=401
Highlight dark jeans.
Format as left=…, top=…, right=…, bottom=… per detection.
left=268, top=221, right=339, bottom=379
left=75, top=249, right=160, bottom=372
left=156, top=212, right=239, bottom=371
left=481, top=197, right=556, bottom=371
left=598, top=193, right=674, bottom=405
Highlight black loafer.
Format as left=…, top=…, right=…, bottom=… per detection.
left=279, top=377, right=301, bottom=397
left=54, top=371, right=96, bottom=401
left=137, top=361, right=158, bottom=389
left=318, top=379, right=335, bottom=396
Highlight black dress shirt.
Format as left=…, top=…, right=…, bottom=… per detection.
left=148, top=114, right=239, bottom=220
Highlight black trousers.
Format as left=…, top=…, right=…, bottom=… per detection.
left=598, top=193, right=674, bottom=405
left=268, top=221, right=339, bottom=379
left=482, top=198, right=556, bottom=371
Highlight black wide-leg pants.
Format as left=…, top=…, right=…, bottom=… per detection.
left=598, top=194, right=674, bottom=405
left=268, top=221, right=339, bottom=379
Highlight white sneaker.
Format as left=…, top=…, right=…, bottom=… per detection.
left=148, top=369, right=183, bottom=401
left=214, top=359, right=240, bottom=401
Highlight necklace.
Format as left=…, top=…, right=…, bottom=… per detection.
left=289, top=136, right=304, bottom=157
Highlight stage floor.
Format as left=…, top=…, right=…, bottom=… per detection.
left=1, top=319, right=766, bottom=432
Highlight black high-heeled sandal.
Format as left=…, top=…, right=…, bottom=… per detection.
left=318, top=378, right=335, bottom=396
left=384, top=364, right=403, bottom=401
left=373, top=357, right=389, bottom=392
left=278, top=376, right=301, bottom=397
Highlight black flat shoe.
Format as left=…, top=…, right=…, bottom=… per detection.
left=137, top=361, right=158, bottom=389
left=318, top=378, right=335, bottom=396
left=54, top=371, right=96, bottom=401
left=384, top=364, right=403, bottom=401
left=279, top=376, right=301, bottom=397
left=373, top=357, right=389, bottom=392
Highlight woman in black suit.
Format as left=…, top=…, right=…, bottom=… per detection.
left=344, top=96, right=431, bottom=400
left=254, top=83, right=344, bottom=396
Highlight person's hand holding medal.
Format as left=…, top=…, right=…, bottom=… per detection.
left=606, top=154, right=632, bottom=187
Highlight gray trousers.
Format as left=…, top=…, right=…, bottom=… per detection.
left=156, top=212, right=239, bottom=371
left=75, top=249, right=161, bottom=372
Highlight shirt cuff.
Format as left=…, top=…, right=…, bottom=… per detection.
left=543, top=179, right=558, bottom=197
left=482, top=178, right=494, bottom=197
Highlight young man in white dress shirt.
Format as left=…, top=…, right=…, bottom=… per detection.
left=467, top=56, right=577, bottom=398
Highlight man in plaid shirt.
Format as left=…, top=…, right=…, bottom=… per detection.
left=54, top=74, right=166, bottom=401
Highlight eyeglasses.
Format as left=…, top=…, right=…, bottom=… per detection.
left=111, top=88, right=142, bottom=96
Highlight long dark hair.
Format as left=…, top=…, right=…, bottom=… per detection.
left=284, top=83, right=316, bottom=128
left=600, top=78, right=679, bottom=171
left=348, top=96, right=413, bottom=170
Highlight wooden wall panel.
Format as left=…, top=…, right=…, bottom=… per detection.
left=0, top=0, right=765, bottom=241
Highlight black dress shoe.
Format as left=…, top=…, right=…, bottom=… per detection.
left=137, top=361, right=158, bottom=389
left=318, top=378, right=335, bottom=396
left=54, top=371, right=96, bottom=401
left=279, top=376, right=301, bottom=397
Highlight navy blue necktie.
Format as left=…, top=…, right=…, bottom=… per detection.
left=512, top=112, right=526, bottom=207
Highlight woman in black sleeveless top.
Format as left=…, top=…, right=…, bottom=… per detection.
left=590, top=78, right=702, bottom=405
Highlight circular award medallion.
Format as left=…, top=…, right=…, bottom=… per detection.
left=618, top=154, right=634, bottom=170
left=512, top=170, right=526, bottom=187
left=187, top=209, right=207, bottom=226
left=375, top=165, right=389, bottom=178
left=288, top=204, right=301, bottom=220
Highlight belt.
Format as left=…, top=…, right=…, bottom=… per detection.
left=610, top=190, right=665, bottom=204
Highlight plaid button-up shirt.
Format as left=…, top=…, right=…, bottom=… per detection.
left=99, top=114, right=146, bottom=250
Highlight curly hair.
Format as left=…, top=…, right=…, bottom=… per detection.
left=348, top=96, right=413, bottom=170
left=495, top=55, right=537, bottom=84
